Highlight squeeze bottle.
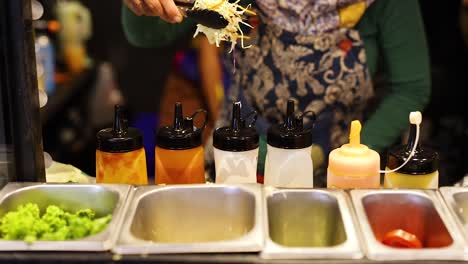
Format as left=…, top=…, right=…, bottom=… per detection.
left=384, top=112, right=438, bottom=188
left=214, top=102, right=259, bottom=184
left=264, top=99, right=315, bottom=188
left=327, top=120, right=380, bottom=188
left=96, top=105, right=148, bottom=184
left=155, top=102, right=207, bottom=184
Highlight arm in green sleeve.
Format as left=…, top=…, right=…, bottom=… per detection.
left=361, top=0, right=431, bottom=152
left=121, top=5, right=196, bottom=48
left=121, top=0, right=256, bottom=48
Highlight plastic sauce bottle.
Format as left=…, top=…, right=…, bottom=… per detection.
left=214, top=102, right=259, bottom=184
left=384, top=116, right=438, bottom=189
left=96, top=105, right=148, bottom=184
left=264, top=99, right=315, bottom=188
left=155, top=102, right=207, bottom=184
left=327, top=120, right=380, bottom=188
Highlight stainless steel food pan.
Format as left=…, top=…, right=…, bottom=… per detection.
left=113, top=184, right=263, bottom=254
left=439, top=187, right=468, bottom=260
left=261, top=188, right=362, bottom=259
left=0, top=182, right=130, bottom=251
left=351, top=189, right=464, bottom=260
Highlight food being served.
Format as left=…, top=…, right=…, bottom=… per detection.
left=0, top=203, right=112, bottom=243
left=192, top=0, right=255, bottom=51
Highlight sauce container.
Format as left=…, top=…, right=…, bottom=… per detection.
left=155, top=102, right=207, bottom=184
left=214, top=102, right=259, bottom=184
left=327, top=120, right=380, bottom=188
left=264, top=99, right=315, bottom=188
left=384, top=123, right=438, bottom=189
left=96, top=105, right=148, bottom=184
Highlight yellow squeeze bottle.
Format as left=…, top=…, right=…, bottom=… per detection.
left=327, top=120, right=380, bottom=188
left=384, top=112, right=438, bottom=189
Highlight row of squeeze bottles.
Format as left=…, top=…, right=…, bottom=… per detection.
left=95, top=99, right=439, bottom=189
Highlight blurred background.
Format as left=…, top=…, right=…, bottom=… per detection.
left=9, top=0, right=467, bottom=185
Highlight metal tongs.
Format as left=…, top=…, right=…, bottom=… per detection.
left=174, top=0, right=229, bottom=29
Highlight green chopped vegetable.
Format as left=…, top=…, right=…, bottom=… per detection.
left=0, top=203, right=112, bottom=242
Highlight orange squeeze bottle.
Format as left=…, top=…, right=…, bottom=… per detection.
left=155, top=102, right=207, bottom=184
left=96, top=105, right=148, bottom=184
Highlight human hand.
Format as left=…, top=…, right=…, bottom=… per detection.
left=123, top=0, right=182, bottom=23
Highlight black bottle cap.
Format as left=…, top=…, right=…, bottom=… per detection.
left=156, top=102, right=207, bottom=150
left=267, top=99, right=315, bottom=149
left=97, top=105, right=143, bottom=153
left=213, top=102, right=259, bottom=152
left=387, top=124, right=438, bottom=175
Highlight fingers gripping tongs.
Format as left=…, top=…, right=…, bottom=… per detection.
left=174, top=0, right=229, bottom=29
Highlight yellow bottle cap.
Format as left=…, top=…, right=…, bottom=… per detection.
left=328, top=120, right=380, bottom=178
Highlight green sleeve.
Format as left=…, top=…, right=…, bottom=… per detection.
left=361, top=0, right=431, bottom=152
left=121, top=5, right=196, bottom=48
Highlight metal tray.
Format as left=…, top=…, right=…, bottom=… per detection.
left=439, top=187, right=468, bottom=259
left=351, top=189, right=465, bottom=261
left=261, top=188, right=362, bottom=259
left=0, top=182, right=131, bottom=251
left=113, top=184, right=264, bottom=255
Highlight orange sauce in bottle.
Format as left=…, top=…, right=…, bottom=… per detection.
left=155, top=102, right=207, bottom=184
left=155, top=146, right=205, bottom=184
left=96, top=148, right=148, bottom=184
left=96, top=105, right=148, bottom=184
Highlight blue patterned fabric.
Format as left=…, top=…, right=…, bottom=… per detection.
left=225, top=21, right=373, bottom=154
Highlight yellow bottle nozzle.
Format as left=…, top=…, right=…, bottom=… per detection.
left=349, top=120, right=361, bottom=147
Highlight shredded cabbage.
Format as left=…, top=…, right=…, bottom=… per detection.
left=192, top=0, right=254, bottom=52
left=0, top=203, right=112, bottom=243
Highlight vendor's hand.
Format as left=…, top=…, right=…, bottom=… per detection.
left=123, top=0, right=182, bottom=23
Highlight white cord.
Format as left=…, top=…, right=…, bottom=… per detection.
left=379, top=111, right=422, bottom=174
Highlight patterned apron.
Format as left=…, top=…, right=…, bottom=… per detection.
left=207, top=0, right=375, bottom=182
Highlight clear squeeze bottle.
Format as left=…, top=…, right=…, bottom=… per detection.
left=264, top=99, right=315, bottom=188
left=96, top=105, right=148, bottom=184
left=384, top=112, right=438, bottom=188
left=327, top=120, right=380, bottom=188
left=214, top=102, right=259, bottom=184
left=155, top=102, right=207, bottom=184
